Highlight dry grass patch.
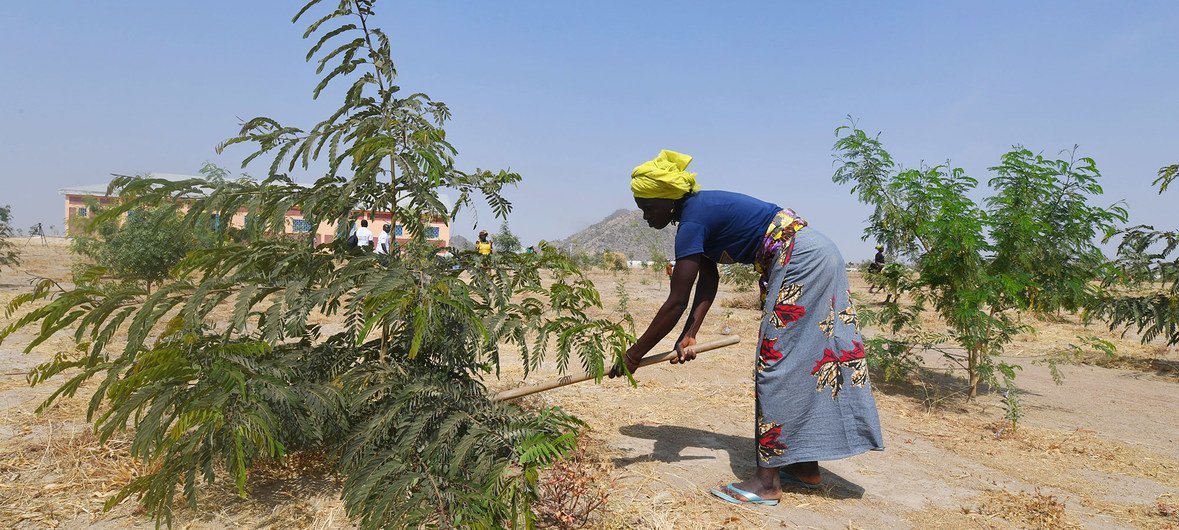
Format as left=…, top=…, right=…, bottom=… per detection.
left=962, top=489, right=1080, bottom=529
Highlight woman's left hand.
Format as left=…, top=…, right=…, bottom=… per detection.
left=671, top=336, right=697, bottom=364
left=608, top=348, right=642, bottom=378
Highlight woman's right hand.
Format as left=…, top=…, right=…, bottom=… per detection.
left=670, top=336, right=697, bottom=364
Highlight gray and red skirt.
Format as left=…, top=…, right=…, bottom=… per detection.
left=750, top=210, right=884, bottom=467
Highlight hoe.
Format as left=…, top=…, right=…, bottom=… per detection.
left=492, top=336, right=741, bottom=402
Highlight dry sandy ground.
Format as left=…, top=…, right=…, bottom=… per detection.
left=1, top=240, right=1177, bottom=529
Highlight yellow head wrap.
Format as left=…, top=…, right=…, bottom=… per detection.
left=630, top=150, right=701, bottom=199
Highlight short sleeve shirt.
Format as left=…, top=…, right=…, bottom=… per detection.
left=356, top=227, right=373, bottom=246
left=674, top=190, right=780, bottom=264
left=376, top=231, right=390, bottom=254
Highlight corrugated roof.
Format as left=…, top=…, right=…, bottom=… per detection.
left=60, top=174, right=452, bottom=212
left=59, top=173, right=203, bottom=196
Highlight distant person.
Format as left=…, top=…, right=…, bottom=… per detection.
left=376, top=224, right=392, bottom=255
left=475, top=230, right=493, bottom=255
left=608, top=149, right=882, bottom=506
left=867, top=244, right=885, bottom=294
left=356, top=219, right=373, bottom=250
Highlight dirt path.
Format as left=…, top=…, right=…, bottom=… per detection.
left=504, top=270, right=1179, bottom=529
left=1, top=243, right=1176, bottom=528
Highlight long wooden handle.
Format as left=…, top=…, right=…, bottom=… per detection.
left=491, top=336, right=741, bottom=402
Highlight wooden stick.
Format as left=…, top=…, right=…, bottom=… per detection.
left=491, top=336, right=741, bottom=402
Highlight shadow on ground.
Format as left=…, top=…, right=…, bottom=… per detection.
left=614, top=424, right=865, bottom=499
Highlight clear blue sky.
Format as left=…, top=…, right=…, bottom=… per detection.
left=2, top=1, right=1176, bottom=259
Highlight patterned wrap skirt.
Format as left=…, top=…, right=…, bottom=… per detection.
left=751, top=210, right=884, bottom=467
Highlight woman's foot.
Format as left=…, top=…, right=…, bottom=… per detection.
left=782, top=461, right=822, bottom=486
left=718, top=466, right=781, bottom=502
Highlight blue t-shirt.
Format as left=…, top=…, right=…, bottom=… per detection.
left=674, top=190, right=781, bottom=264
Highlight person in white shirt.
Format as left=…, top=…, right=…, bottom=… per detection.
left=356, top=219, right=374, bottom=249
left=376, top=224, right=392, bottom=255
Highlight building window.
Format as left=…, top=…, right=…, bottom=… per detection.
left=426, top=226, right=440, bottom=239
left=292, top=218, right=313, bottom=233
left=394, top=225, right=404, bottom=236
left=77, top=207, right=87, bottom=218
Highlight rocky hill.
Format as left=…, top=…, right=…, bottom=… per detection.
left=552, top=209, right=674, bottom=261
left=450, top=234, right=473, bottom=251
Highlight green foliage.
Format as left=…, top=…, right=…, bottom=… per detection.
left=719, top=264, right=759, bottom=293
left=566, top=250, right=596, bottom=271
left=649, top=246, right=670, bottom=286
left=1039, top=335, right=1117, bottom=385
left=833, top=122, right=1126, bottom=400
left=0, top=1, right=632, bottom=527
left=0, top=205, right=18, bottom=269
left=614, top=279, right=630, bottom=314
left=599, top=251, right=627, bottom=272
left=493, top=220, right=522, bottom=254
left=1088, top=166, right=1179, bottom=346
left=650, top=250, right=668, bottom=272
left=72, top=205, right=212, bottom=292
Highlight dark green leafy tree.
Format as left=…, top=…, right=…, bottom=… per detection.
left=71, top=204, right=206, bottom=293
left=0, top=1, right=632, bottom=527
left=0, top=205, right=18, bottom=269
left=833, top=124, right=1126, bottom=402
left=1088, top=165, right=1179, bottom=346
left=493, top=220, right=522, bottom=254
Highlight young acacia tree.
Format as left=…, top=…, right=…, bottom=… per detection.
left=0, top=1, right=631, bottom=527
left=1089, top=164, right=1179, bottom=346
left=0, top=205, right=18, bottom=270
left=832, top=124, right=1126, bottom=402
left=493, top=220, right=522, bottom=254
left=71, top=204, right=211, bottom=293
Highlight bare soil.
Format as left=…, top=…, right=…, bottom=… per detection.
left=1, top=240, right=1177, bottom=529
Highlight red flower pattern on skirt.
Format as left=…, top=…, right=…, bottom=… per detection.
left=757, top=418, right=788, bottom=461
left=772, top=303, right=806, bottom=327
left=758, top=337, right=782, bottom=371
left=811, top=341, right=869, bottom=399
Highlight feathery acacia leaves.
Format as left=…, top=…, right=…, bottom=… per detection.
left=1088, top=166, right=1179, bottom=346
left=0, top=1, right=631, bottom=527
left=0, top=205, right=19, bottom=270
left=833, top=122, right=1125, bottom=400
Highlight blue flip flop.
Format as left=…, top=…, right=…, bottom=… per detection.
left=779, top=469, right=821, bottom=490
left=709, top=483, right=780, bottom=506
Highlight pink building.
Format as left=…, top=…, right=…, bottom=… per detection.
left=59, top=173, right=450, bottom=247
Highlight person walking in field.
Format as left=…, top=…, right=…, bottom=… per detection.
left=867, top=244, right=885, bottom=294
left=475, top=230, right=493, bottom=256
left=608, top=150, right=884, bottom=506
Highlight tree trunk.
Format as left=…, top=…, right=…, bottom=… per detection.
left=967, top=348, right=980, bottom=399
left=379, top=321, right=389, bottom=362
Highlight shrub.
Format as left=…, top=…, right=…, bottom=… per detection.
left=493, top=220, right=522, bottom=254
left=719, top=263, right=759, bottom=292
left=833, top=123, right=1127, bottom=401
left=600, top=251, right=627, bottom=272
left=1089, top=164, right=1178, bottom=346
left=0, top=205, right=18, bottom=270
left=71, top=204, right=209, bottom=292
left=0, top=2, right=633, bottom=527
